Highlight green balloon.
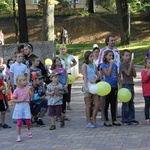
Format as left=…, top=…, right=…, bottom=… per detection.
left=118, top=88, right=131, bottom=103
left=96, top=81, right=111, bottom=96
left=68, top=74, right=75, bottom=84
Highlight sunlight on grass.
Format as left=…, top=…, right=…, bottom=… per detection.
left=56, top=41, right=150, bottom=65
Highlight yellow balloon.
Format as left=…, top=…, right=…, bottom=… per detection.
left=45, top=58, right=52, bottom=65
left=96, top=81, right=111, bottom=96
left=68, top=74, right=75, bottom=84
left=118, top=88, right=131, bottom=103
left=57, top=32, right=61, bottom=37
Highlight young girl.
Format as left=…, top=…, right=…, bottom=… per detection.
left=101, top=50, right=121, bottom=127
left=51, top=57, right=69, bottom=121
left=12, top=75, right=34, bottom=142
left=141, top=57, right=150, bottom=125
left=82, top=51, right=101, bottom=128
left=93, top=47, right=100, bottom=67
left=46, top=72, right=64, bottom=130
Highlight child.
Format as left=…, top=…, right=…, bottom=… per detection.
left=46, top=72, right=64, bottom=130
left=51, top=57, right=69, bottom=121
left=31, top=72, right=47, bottom=126
left=9, top=51, right=28, bottom=90
left=120, top=49, right=139, bottom=125
left=27, top=55, right=41, bottom=84
left=101, top=50, right=121, bottom=126
left=141, top=57, right=150, bottom=124
left=12, top=75, right=34, bottom=142
left=6, top=59, right=13, bottom=83
left=93, top=47, right=100, bottom=67
left=82, top=51, right=101, bottom=128
left=0, top=78, right=11, bottom=128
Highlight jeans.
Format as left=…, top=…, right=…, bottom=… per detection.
left=144, top=96, right=150, bottom=120
left=121, top=84, right=135, bottom=122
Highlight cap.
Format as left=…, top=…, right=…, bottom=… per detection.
left=93, top=44, right=99, bottom=49
left=50, top=72, right=60, bottom=78
left=32, top=72, right=43, bottom=80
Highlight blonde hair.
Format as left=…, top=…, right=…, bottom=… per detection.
left=16, top=75, right=26, bottom=86
left=59, top=44, right=67, bottom=51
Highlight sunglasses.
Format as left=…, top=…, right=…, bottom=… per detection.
left=24, top=43, right=32, bottom=48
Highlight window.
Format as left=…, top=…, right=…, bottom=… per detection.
left=71, top=0, right=79, bottom=4
left=33, top=0, right=41, bottom=4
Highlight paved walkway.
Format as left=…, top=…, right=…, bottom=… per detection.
left=1, top=66, right=150, bottom=150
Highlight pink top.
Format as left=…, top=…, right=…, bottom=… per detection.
left=141, top=69, right=150, bottom=96
left=13, top=87, right=31, bottom=102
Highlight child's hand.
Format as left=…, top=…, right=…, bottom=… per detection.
left=110, top=59, right=114, bottom=66
left=90, top=80, right=96, bottom=84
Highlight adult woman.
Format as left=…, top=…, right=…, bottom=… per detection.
left=57, top=44, right=77, bottom=110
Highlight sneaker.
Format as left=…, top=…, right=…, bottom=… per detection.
left=86, top=122, right=95, bottom=128
left=145, top=119, right=150, bottom=125
left=121, top=121, right=131, bottom=125
left=37, top=119, right=45, bottom=126
left=92, top=123, right=103, bottom=127
left=16, top=136, right=21, bottom=142
left=130, top=120, right=139, bottom=125
left=27, top=133, right=32, bottom=138
left=0, top=123, right=11, bottom=129
left=49, top=125, right=56, bottom=130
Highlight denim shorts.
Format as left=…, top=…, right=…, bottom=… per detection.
left=82, top=85, right=92, bottom=97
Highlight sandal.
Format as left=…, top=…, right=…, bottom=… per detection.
left=49, top=125, right=56, bottom=130
left=60, top=121, right=65, bottom=128
left=64, top=117, right=70, bottom=121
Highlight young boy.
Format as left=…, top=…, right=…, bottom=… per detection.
left=27, top=55, right=41, bottom=84
left=120, top=49, right=139, bottom=125
left=46, top=72, right=64, bottom=130
left=0, top=78, right=11, bottom=128
left=31, top=72, right=47, bottom=126
left=9, top=51, right=28, bottom=90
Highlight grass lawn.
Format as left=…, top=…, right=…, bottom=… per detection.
left=56, top=41, right=150, bottom=65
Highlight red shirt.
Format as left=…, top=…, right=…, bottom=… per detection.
left=141, top=69, right=150, bottom=96
left=0, top=78, right=4, bottom=100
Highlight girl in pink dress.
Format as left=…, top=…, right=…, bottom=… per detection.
left=12, top=75, right=34, bottom=142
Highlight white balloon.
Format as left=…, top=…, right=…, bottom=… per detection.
left=88, top=82, right=98, bottom=94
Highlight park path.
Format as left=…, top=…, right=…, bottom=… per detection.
left=1, top=66, right=150, bottom=150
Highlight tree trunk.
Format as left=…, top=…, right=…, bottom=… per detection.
left=42, top=0, right=55, bottom=41
left=73, top=0, right=76, bottom=8
left=88, top=0, right=94, bottom=13
left=13, top=0, right=19, bottom=43
left=116, top=0, right=130, bottom=45
left=18, top=0, right=28, bottom=43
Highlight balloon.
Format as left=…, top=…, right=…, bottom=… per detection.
left=96, top=81, right=111, bottom=96
left=45, top=58, right=52, bottom=65
left=88, top=82, right=98, bottom=94
left=57, top=32, right=61, bottom=37
left=68, top=74, right=75, bottom=84
left=118, top=88, right=131, bottom=103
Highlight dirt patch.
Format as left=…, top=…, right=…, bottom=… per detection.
left=0, top=13, right=149, bottom=44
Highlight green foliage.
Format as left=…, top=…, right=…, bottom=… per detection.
left=54, top=9, right=90, bottom=17
left=0, top=0, right=13, bottom=15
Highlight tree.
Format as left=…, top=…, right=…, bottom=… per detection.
left=88, top=0, right=94, bottom=13
left=42, top=0, right=58, bottom=41
left=18, top=0, right=28, bottom=43
left=116, top=0, right=130, bottom=45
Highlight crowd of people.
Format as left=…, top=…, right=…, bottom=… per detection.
left=0, top=34, right=149, bottom=142
left=0, top=43, right=76, bottom=142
